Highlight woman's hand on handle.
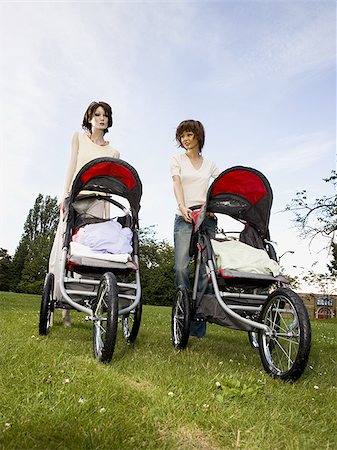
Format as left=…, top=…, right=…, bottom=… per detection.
left=179, top=205, right=192, bottom=223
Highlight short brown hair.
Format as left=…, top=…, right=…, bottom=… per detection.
left=175, top=120, right=205, bottom=152
left=82, top=101, right=113, bottom=135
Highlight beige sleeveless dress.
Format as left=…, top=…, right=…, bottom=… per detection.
left=49, top=132, right=120, bottom=300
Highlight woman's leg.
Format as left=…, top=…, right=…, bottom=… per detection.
left=191, top=216, right=217, bottom=337
left=49, top=208, right=73, bottom=326
left=198, top=215, right=218, bottom=292
left=173, top=215, right=192, bottom=290
left=173, top=215, right=207, bottom=337
left=62, top=309, right=71, bottom=327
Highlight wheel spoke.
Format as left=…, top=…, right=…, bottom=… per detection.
left=274, top=334, right=299, bottom=344
left=265, top=316, right=300, bottom=338
left=271, top=298, right=281, bottom=329
left=271, top=337, right=295, bottom=366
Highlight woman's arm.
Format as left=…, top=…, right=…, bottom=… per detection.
left=172, top=175, right=192, bottom=223
left=62, top=132, right=79, bottom=200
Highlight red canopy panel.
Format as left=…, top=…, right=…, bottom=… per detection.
left=80, top=162, right=137, bottom=190
left=210, top=169, right=267, bottom=205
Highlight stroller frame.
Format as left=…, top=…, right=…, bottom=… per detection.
left=39, top=158, right=143, bottom=363
left=191, top=236, right=269, bottom=333
left=172, top=166, right=311, bottom=381
left=57, top=196, right=141, bottom=319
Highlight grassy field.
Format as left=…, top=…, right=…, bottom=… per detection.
left=0, top=291, right=336, bottom=450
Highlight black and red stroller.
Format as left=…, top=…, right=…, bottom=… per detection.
left=171, top=166, right=311, bottom=381
left=39, top=157, right=142, bottom=363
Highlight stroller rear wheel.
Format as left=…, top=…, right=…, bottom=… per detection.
left=122, top=302, right=142, bottom=343
left=171, top=288, right=190, bottom=349
left=39, top=273, right=54, bottom=335
left=258, top=287, right=311, bottom=381
left=92, top=272, right=118, bottom=363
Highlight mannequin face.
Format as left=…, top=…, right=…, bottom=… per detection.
left=180, top=131, right=200, bottom=152
left=89, top=106, right=109, bottom=132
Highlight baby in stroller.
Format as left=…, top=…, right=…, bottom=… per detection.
left=39, top=157, right=143, bottom=363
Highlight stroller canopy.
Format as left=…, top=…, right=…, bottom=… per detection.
left=70, top=157, right=142, bottom=219
left=207, top=166, right=273, bottom=238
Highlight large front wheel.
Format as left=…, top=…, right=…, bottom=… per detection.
left=39, top=273, right=54, bottom=335
left=171, top=288, right=191, bottom=349
left=92, top=272, right=119, bottom=363
left=258, top=287, right=311, bottom=381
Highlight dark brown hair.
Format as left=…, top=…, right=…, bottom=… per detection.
left=175, top=120, right=205, bottom=152
left=82, top=101, right=113, bottom=135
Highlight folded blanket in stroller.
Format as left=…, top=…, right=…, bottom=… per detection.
left=69, top=241, right=131, bottom=263
left=211, top=239, right=280, bottom=277
left=72, top=220, right=133, bottom=254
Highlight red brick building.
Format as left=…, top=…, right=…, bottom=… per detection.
left=299, top=293, right=336, bottom=319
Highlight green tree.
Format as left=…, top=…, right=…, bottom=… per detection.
left=303, top=270, right=336, bottom=297
left=139, top=226, right=176, bottom=306
left=286, top=171, right=337, bottom=276
left=286, top=171, right=336, bottom=242
left=11, top=194, right=59, bottom=293
left=17, top=234, right=56, bottom=294
left=11, top=237, right=29, bottom=291
left=0, top=248, right=13, bottom=291
left=327, top=242, right=337, bottom=277
left=23, top=194, right=59, bottom=240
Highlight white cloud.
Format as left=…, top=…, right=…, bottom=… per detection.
left=251, top=3, right=335, bottom=79
left=258, top=133, right=335, bottom=174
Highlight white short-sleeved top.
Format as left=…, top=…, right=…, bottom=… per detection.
left=170, top=153, right=219, bottom=214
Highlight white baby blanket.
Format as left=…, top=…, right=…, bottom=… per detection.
left=211, top=239, right=280, bottom=277
left=69, top=241, right=131, bottom=263
left=72, top=220, right=133, bottom=254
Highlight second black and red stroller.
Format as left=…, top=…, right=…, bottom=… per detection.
left=171, top=166, right=311, bottom=381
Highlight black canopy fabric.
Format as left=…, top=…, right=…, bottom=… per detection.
left=207, top=166, right=273, bottom=239
left=63, top=158, right=142, bottom=248
left=70, top=157, right=142, bottom=219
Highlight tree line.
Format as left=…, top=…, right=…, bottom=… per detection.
left=0, top=194, right=176, bottom=306
left=0, top=194, right=59, bottom=294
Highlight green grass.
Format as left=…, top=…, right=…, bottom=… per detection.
left=0, top=292, right=336, bottom=450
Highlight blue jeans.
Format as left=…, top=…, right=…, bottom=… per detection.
left=173, top=214, right=216, bottom=337
left=173, top=215, right=194, bottom=290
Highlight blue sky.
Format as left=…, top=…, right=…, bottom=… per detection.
left=0, top=1, right=335, bottom=287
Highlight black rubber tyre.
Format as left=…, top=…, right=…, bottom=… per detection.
left=248, top=331, right=259, bottom=349
left=39, top=273, right=54, bottom=335
left=258, top=287, right=311, bottom=381
left=171, top=288, right=190, bottom=349
left=93, top=272, right=119, bottom=363
left=122, top=301, right=142, bottom=343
